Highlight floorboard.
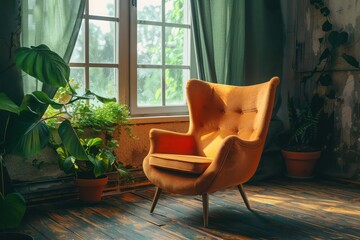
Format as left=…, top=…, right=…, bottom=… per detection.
left=15, top=178, right=360, bottom=240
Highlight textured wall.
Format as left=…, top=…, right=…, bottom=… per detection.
left=295, top=1, right=360, bottom=181
left=114, top=121, right=189, bottom=168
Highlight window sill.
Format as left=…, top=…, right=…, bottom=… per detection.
left=129, top=115, right=189, bottom=124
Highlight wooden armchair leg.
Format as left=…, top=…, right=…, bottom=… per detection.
left=202, top=194, right=209, bottom=227
left=238, top=185, right=251, bottom=210
left=150, top=187, right=162, bottom=213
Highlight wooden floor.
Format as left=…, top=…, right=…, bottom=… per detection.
left=17, top=178, right=360, bottom=240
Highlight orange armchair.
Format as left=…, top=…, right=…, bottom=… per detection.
left=143, top=77, right=280, bottom=227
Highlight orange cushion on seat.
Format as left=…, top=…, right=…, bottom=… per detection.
left=149, top=154, right=213, bottom=174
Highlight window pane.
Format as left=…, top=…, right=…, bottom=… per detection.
left=165, top=69, right=189, bottom=106
left=165, top=27, right=190, bottom=65
left=70, top=21, right=85, bottom=63
left=70, top=67, right=85, bottom=95
left=137, top=0, right=161, bottom=22
left=89, top=68, right=118, bottom=100
left=137, top=68, right=162, bottom=106
left=137, top=24, right=162, bottom=65
left=165, top=0, right=190, bottom=24
left=89, top=0, right=117, bottom=17
left=89, top=20, right=116, bottom=64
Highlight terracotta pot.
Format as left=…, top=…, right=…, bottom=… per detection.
left=75, top=176, right=108, bottom=202
left=281, top=150, right=321, bottom=178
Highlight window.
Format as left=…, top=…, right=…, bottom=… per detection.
left=70, top=0, right=120, bottom=99
left=70, top=0, right=196, bottom=116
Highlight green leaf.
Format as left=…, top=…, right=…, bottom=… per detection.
left=0, top=193, right=26, bottom=230
left=328, top=31, right=348, bottom=48
left=318, top=48, right=329, bottom=64
left=0, top=93, right=20, bottom=114
left=31, top=91, right=64, bottom=109
left=322, top=20, right=332, bottom=32
left=84, top=89, right=116, bottom=103
left=61, top=156, right=78, bottom=174
left=14, top=44, right=69, bottom=88
left=320, top=7, right=330, bottom=16
left=328, top=31, right=339, bottom=47
left=116, top=163, right=132, bottom=180
left=88, top=155, right=106, bottom=178
left=338, top=32, right=349, bottom=45
left=58, top=120, right=88, bottom=161
left=101, top=149, right=115, bottom=169
left=342, top=53, right=360, bottom=68
left=10, top=120, right=50, bottom=157
left=86, top=137, right=103, bottom=148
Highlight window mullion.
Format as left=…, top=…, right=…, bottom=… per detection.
left=84, top=2, right=90, bottom=90
left=161, top=0, right=166, bottom=107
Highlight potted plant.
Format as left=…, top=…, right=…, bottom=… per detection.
left=56, top=133, right=124, bottom=202
left=281, top=96, right=323, bottom=178
left=44, top=85, right=132, bottom=201
left=0, top=44, right=130, bottom=228
left=281, top=0, right=360, bottom=178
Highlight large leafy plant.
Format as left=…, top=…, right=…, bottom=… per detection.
left=0, top=44, right=129, bottom=228
left=0, top=44, right=118, bottom=158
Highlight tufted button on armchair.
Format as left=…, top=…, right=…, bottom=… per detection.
left=143, top=77, right=280, bottom=227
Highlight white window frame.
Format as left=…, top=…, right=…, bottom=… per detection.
left=130, top=0, right=196, bottom=116
left=70, top=0, right=196, bottom=117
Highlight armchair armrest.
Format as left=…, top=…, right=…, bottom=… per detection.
left=195, top=135, right=264, bottom=194
left=149, top=128, right=197, bottom=155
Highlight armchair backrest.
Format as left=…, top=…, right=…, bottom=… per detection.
left=186, top=77, right=280, bottom=158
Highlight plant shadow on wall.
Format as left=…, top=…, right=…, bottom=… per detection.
left=0, top=44, right=132, bottom=228
left=280, top=0, right=360, bottom=178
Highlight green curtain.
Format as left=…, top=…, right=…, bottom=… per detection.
left=191, top=0, right=285, bottom=180
left=191, top=0, right=284, bottom=87
left=190, top=0, right=245, bottom=85
left=21, top=0, right=85, bottom=97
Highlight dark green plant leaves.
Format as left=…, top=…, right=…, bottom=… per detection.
left=320, top=7, right=330, bottom=16
left=0, top=93, right=20, bottom=114
left=62, top=156, right=78, bottom=174
left=328, top=31, right=348, bottom=48
left=88, top=155, right=106, bottom=178
left=84, top=89, right=116, bottom=103
left=58, top=120, right=88, bottom=161
left=318, top=48, right=329, bottom=64
left=322, top=20, right=332, bottom=32
left=10, top=119, right=49, bottom=157
left=116, top=162, right=132, bottom=180
left=342, top=53, right=360, bottom=68
left=0, top=192, right=26, bottom=230
left=31, top=91, right=64, bottom=109
left=86, top=138, right=103, bottom=148
left=14, top=44, right=69, bottom=88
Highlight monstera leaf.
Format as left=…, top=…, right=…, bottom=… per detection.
left=58, top=120, right=88, bottom=161
left=8, top=117, right=50, bottom=157
left=14, top=44, right=69, bottom=88
left=0, top=192, right=26, bottom=230
left=0, top=93, right=20, bottom=114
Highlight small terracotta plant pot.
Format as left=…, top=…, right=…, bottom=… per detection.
left=282, top=150, right=321, bottom=178
left=75, top=176, right=109, bottom=202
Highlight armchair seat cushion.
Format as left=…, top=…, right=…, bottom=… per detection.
left=149, top=153, right=213, bottom=174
